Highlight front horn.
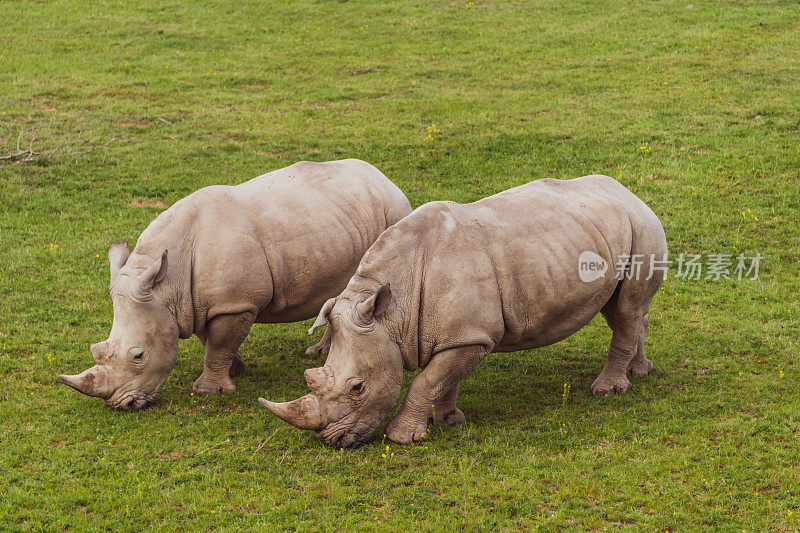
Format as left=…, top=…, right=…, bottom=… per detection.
left=57, top=366, right=110, bottom=398
left=259, top=394, right=325, bottom=431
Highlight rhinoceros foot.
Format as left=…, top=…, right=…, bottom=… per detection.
left=627, top=356, right=653, bottom=378
left=193, top=372, right=236, bottom=395
left=304, top=327, right=331, bottom=356
left=385, top=416, right=428, bottom=444
left=590, top=374, right=632, bottom=396
left=434, top=407, right=465, bottom=427
left=304, top=341, right=328, bottom=356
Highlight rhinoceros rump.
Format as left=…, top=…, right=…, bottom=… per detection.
left=260, top=175, right=668, bottom=447
left=59, top=159, right=411, bottom=410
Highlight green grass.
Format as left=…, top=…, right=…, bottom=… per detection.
left=1, top=0, right=799, bottom=530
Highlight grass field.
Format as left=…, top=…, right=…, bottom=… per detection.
left=2, top=0, right=800, bottom=530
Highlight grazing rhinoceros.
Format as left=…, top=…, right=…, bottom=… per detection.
left=58, top=159, right=412, bottom=410
left=259, top=174, right=668, bottom=447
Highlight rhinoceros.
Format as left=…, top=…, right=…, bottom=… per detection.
left=58, top=159, right=412, bottom=410
left=259, top=174, right=668, bottom=447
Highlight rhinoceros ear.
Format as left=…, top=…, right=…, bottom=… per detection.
left=355, top=283, right=391, bottom=326
left=138, top=250, right=168, bottom=289
left=108, top=241, right=131, bottom=277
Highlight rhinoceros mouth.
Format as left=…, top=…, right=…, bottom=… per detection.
left=320, top=428, right=363, bottom=449
left=318, top=415, right=379, bottom=449
left=106, top=392, right=154, bottom=411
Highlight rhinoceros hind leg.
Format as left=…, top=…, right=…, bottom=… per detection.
left=304, top=326, right=331, bottom=356
left=592, top=315, right=640, bottom=396
left=626, top=316, right=653, bottom=377
left=596, top=222, right=665, bottom=393
left=595, top=272, right=658, bottom=395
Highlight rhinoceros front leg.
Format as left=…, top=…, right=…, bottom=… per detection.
left=195, top=329, right=246, bottom=378
left=228, top=352, right=246, bottom=378
left=432, top=383, right=466, bottom=427
left=193, top=312, right=255, bottom=395
left=304, top=326, right=331, bottom=356
left=385, top=345, right=487, bottom=444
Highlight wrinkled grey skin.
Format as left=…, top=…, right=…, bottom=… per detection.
left=260, top=175, right=667, bottom=447
left=59, top=159, right=411, bottom=410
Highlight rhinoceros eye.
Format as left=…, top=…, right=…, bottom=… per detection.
left=131, top=349, right=144, bottom=361
left=350, top=381, right=365, bottom=395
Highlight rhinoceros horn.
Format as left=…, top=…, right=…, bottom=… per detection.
left=57, top=365, right=110, bottom=398
left=258, top=394, right=325, bottom=431
left=108, top=241, right=131, bottom=278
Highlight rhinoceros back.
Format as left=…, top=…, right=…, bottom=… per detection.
left=135, top=159, right=411, bottom=330
left=357, top=175, right=664, bottom=362
left=477, top=175, right=664, bottom=352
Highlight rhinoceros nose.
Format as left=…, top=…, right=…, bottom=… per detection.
left=90, top=341, right=109, bottom=363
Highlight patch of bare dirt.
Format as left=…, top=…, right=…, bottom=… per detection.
left=129, top=198, right=166, bottom=209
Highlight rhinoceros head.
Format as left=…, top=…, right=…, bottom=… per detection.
left=260, top=283, right=403, bottom=448
left=58, top=242, right=179, bottom=410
